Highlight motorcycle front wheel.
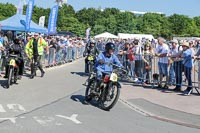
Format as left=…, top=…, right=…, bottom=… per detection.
left=100, top=83, right=120, bottom=111
left=7, top=67, right=13, bottom=88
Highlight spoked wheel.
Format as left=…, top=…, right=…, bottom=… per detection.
left=7, top=68, right=13, bottom=88
left=14, top=69, right=19, bottom=83
left=88, top=62, right=93, bottom=73
left=85, top=79, right=95, bottom=102
left=100, top=83, right=120, bottom=111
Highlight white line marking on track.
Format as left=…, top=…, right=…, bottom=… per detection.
left=56, top=114, right=82, bottom=124
left=7, top=104, right=26, bottom=112
left=0, top=104, right=6, bottom=112
left=33, top=116, right=55, bottom=126
left=0, top=117, right=17, bottom=123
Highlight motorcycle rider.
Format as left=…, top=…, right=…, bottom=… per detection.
left=4, top=37, right=24, bottom=79
left=83, top=39, right=99, bottom=73
left=94, top=42, right=124, bottom=90
left=25, top=33, right=48, bottom=79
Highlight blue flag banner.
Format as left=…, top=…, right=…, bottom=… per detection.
left=25, top=0, right=34, bottom=31
left=86, top=28, right=91, bottom=42
left=48, top=5, right=59, bottom=34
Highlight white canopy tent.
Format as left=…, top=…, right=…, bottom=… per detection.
left=118, top=33, right=154, bottom=40
left=94, top=32, right=118, bottom=39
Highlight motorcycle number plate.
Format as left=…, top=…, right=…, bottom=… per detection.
left=9, top=59, right=15, bottom=66
left=88, top=56, right=94, bottom=61
left=110, top=73, right=118, bottom=82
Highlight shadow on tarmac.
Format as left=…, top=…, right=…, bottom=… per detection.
left=71, top=72, right=89, bottom=77
left=70, top=95, right=102, bottom=110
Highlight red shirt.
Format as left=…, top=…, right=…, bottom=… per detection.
left=128, top=48, right=135, bottom=61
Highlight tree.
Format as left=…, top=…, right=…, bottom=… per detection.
left=115, top=12, right=135, bottom=33
left=168, top=14, right=193, bottom=37
left=92, top=25, right=106, bottom=35
left=75, top=8, right=102, bottom=27
left=0, top=3, right=16, bottom=20
left=1, top=2, right=200, bottom=38
left=95, top=15, right=117, bottom=34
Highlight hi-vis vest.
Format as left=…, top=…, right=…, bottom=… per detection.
left=25, top=37, right=47, bottom=58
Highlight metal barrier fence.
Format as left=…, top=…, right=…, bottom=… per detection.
left=0, top=46, right=85, bottom=74
left=41, top=46, right=85, bottom=67
left=118, top=53, right=200, bottom=95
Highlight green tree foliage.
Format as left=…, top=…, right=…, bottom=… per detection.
left=0, top=3, right=16, bottom=20
left=0, top=3, right=200, bottom=38
left=75, top=8, right=102, bottom=28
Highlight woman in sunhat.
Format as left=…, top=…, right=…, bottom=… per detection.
left=181, top=42, right=193, bottom=95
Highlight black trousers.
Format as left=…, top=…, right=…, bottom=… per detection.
left=31, top=55, right=44, bottom=75
left=85, top=58, right=95, bottom=73
left=173, top=61, right=183, bottom=88
left=135, top=60, right=144, bottom=80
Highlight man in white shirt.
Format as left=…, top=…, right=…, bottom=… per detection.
left=155, top=37, right=169, bottom=89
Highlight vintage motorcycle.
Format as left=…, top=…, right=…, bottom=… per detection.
left=87, top=54, right=96, bottom=73
left=84, top=63, right=127, bottom=111
left=6, top=54, right=19, bottom=88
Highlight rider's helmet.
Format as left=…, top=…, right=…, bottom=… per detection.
left=90, top=39, right=96, bottom=44
left=105, top=42, right=115, bottom=52
left=14, top=37, right=20, bottom=44
left=89, top=39, right=96, bottom=47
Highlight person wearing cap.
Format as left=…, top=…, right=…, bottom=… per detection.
left=169, top=39, right=183, bottom=91
left=25, top=33, right=48, bottom=79
left=181, top=42, right=193, bottom=95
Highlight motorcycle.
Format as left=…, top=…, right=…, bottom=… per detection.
left=84, top=63, right=127, bottom=111
left=7, top=54, right=19, bottom=88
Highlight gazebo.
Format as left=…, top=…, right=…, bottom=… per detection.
left=0, top=14, right=47, bottom=33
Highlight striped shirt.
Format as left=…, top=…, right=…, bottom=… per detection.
left=156, top=43, right=169, bottom=64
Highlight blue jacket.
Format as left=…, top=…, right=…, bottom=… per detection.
left=95, top=52, right=123, bottom=73
left=0, top=37, right=3, bottom=44
left=182, top=49, right=193, bottom=68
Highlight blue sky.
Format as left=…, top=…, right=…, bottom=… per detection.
left=1, top=0, right=200, bottom=17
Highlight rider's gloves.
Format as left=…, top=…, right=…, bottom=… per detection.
left=98, top=59, right=105, bottom=64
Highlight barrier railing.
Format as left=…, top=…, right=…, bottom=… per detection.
left=117, top=53, right=200, bottom=95
left=0, top=46, right=85, bottom=74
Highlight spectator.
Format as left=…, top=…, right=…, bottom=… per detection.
left=181, top=42, right=193, bottom=95
left=48, top=38, right=57, bottom=66
left=143, top=42, right=154, bottom=84
left=0, top=40, right=4, bottom=77
left=134, top=39, right=144, bottom=83
left=155, top=37, right=169, bottom=90
left=127, top=42, right=135, bottom=80
left=169, top=39, right=183, bottom=91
